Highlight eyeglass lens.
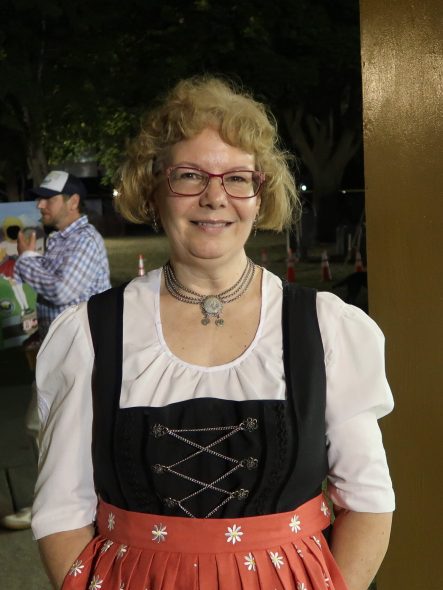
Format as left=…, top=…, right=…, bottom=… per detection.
left=168, top=167, right=261, bottom=198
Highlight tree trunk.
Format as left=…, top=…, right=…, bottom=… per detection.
left=27, top=143, right=48, bottom=187
left=284, top=103, right=361, bottom=242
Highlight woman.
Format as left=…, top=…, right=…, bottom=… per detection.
left=33, top=76, right=394, bottom=590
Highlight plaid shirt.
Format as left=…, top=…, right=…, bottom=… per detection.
left=14, top=215, right=111, bottom=337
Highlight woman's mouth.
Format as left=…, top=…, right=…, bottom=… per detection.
left=192, top=221, right=232, bottom=227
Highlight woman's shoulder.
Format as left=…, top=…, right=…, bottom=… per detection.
left=316, top=290, right=385, bottom=344
left=37, top=302, right=92, bottom=365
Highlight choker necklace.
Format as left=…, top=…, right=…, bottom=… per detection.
left=163, top=258, right=256, bottom=327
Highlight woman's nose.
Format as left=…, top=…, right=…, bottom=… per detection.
left=199, top=177, right=227, bottom=207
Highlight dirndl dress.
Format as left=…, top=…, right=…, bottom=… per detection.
left=61, top=282, right=348, bottom=590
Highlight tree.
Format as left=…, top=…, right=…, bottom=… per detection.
left=0, top=0, right=138, bottom=197
left=0, top=0, right=363, bottom=231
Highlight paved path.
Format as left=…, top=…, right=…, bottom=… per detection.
left=0, top=348, right=50, bottom=588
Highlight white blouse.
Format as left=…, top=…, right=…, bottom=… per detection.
left=32, top=268, right=395, bottom=540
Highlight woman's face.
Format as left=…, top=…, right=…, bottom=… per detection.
left=154, top=127, right=261, bottom=264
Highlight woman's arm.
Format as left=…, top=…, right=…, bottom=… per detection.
left=38, top=525, right=95, bottom=590
left=330, top=508, right=393, bottom=590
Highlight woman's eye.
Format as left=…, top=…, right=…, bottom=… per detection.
left=225, top=174, right=249, bottom=183
left=180, top=171, right=204, bottom=181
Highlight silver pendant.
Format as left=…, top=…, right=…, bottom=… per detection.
left=202, top=296, right=223, bottom=316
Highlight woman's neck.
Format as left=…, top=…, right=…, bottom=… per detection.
left=166, top=252, right=250, bottom=294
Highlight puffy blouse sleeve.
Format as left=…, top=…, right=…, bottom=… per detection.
left=31, top=303, right=97, bottom=539
left=317, top=292, right=395, bottom=513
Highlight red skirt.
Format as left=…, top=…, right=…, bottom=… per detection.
left=62, top=494, right=348, bottom=589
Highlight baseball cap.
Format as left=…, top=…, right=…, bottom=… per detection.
left=30, top=171, right=87, bottom=201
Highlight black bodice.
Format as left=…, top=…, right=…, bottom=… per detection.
left=88, top=281, right=328, bottom=518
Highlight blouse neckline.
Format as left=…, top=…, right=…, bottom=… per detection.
left=153, top=267, right=268, bottom=373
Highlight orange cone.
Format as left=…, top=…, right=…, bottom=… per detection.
left=138, top=254, right=145, bottom=276
left=286, top=248, right=296, bottom=283
left=260, top=248, right=268, bottom=268
left=321, top=250, right=332, bottom=281
left=355, top=251, right=364, bottom=272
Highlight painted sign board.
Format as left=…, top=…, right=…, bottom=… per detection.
left=0, top=202, right=44, bottom=349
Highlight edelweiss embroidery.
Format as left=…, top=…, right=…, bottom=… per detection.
left=269, top=551, right=284, bottom=569
left=151, top=523, right=168, bottom=543
left=225, top=524, right=243, bottom=544
left=69, top=559, right=84, bottom=576
left=108, top=512, right=116, bottom=530
left=100, top=539, right=113, bottom=553
left=117, top=544, right=128, bottom=558
left=244, top=552, right=256, bottom=571
left=289, top=514, right=302, bottom=533
left=89, top=575, right=103, bottom=590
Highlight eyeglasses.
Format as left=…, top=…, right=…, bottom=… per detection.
left=166, top=166, right=265, bottom=199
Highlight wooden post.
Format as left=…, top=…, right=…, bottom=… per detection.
left=360, top=0, right=443, bottom=587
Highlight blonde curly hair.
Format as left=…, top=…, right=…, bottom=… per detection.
left=115, top=75, right=300, bottom=231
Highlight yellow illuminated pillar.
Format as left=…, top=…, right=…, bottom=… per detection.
left=360, top=0, right=443, bottom=587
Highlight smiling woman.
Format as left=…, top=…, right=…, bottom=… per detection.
left=151, top=127, right=261, bottom=267
left=32, top=76, right=394, bottom=590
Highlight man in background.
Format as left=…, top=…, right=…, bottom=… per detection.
left=1, top=170, right=111, bottom=529
left=13, top=170, right=110, bottom=337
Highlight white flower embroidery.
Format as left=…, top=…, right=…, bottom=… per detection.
left=120, top=584, right=125, bottom=590
left=320, top=501, right=330, bottom=517
left=100, top=539, right=114, bottom=553
left=117, top=544, right=128, bottom=558
left=152, top=523, right=168, bottom=543
left=108, top=512, right=116, bottom=530
left=244, top=552, right=256, bottom=571
left=311, top=535, right=322, bottom=548
left=289, top=514, right=301, bottom=533
left=269, top=551, right=284, bottom=569
left=225, top=524, right=243, bottom=545
left=297, top=583, right=308, bottom=590
left=296, top=546, right=304, bottom=559
left=324, top=574, right=331, bottom=587
left=89, top=575, right=103, bottom=590
left=69, top=559, right=84, bottom=576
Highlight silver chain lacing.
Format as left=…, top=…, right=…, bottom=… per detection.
left=150, top=418, right=259, bottom=518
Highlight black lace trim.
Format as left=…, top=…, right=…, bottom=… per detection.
left=252, top=402, right=288, bottom=515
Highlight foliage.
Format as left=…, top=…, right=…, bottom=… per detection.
left=0, top=0, right=363, bottom=227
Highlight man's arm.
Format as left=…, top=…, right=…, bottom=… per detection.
left=14, top=235, right=107, bottom=305
left=330, top=508, right=393, bottom=590
left=38, top=525, right=95, bottom=589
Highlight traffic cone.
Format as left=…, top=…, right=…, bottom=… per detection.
left=286, top=248, right=296, bottom=283
left=321, top=250, right=332, bottom=281
left=138, top=254, right=145, bottom=276
left=355, top=250, right=364, bottom=272
left=260, top=248, right=268, bottom=268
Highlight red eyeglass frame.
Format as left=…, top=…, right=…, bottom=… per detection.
left=165, top=166, right=266, bottom=198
